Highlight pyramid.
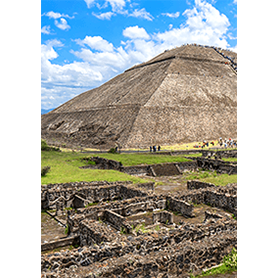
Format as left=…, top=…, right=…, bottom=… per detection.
left=41, top=44, right=237, bottom=149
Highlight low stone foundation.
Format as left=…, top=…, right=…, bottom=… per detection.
left=166, top=196, right=194, bottom=218
left=187, top=180, right=215, bottom=190
left=197, top=157, right=237, bottom=174
left=153, top=211, right=173, bottom=224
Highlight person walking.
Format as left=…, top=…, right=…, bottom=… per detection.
left=150, top=146, right=152, bottom=152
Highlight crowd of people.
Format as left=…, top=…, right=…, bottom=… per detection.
left=193, top=137, right=237, bottom=149
left=218, top=137, right=237, bottom=148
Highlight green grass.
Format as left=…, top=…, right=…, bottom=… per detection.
left=92, top=153, right=192, bottom=166
left=41, top=150, right=148, bottom=185
left=184, top=170, right=237, bottom=186
left=191, top=248, right=237, bottom=277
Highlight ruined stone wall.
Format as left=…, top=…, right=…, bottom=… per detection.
left=187, top=180, right=216, bottom=190
left=41, top=182, right=150, bottom=211
left=166, top=197, right=194, bottom=218
left=178, top=183, right=237, bottom=217
left=41, top=218, right=236, bottom=276
left=201, top=149, right=237, bottom=158
left=197, top=157, right=237, bottom=174
left=79, top=219, right=117, bottom=246
left=103, top=210, right=132, bottom=233
left=153, top=211, right=173, bottom=224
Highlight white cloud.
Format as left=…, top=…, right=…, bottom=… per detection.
left=42, top=0, right=234, bottom=109
left=54, top=18, right=70, bottom=30
left=84, top=0, right=96, bottom=8
left=161, top=12, right=180, bottom=18
left=45, top=11, right=63, bottom=19
left=129, top=8, right=154, bottom=21
left=76, top=36, right=114, bottom=52
left=43, top=11, right=74, bottom=31
left=41, top=39, right=104, bottom=109
left=92, top=11, right=115, bottom=20
left=44, top=11, right=74, bottom=19
left=123, top=26, right=150, bottom=40
left=108, top=0, right=126, bottom=12
left=41, top=25, right=51, bottom=35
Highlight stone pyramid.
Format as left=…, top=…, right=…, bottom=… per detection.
left=41, top=44, right=237, bottom=149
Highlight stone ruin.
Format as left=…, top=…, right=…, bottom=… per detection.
left=41, top=44, right=237, bottom=149
left=41, top=179, right=237, bottom=277
left=79, top=150, right=237, bottom=177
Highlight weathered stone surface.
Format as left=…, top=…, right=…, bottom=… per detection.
left=41, top=44, right=237, bottom=149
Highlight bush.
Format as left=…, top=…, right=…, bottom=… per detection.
left=108, top=147, right=117, bottom=154
left=41, top=166, right=51, bottom=176
left=41, top=139, right=60, bottom=152
left=41, top=139, right=49, bottom=151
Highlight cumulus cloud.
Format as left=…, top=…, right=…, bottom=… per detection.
left=54, top=18, right=71, bottom=30
left=123, top=26, right=150, bottom=40
left=75, top=36, right=114, bottom=52
left=161, top=12, right=180, bottom=18
left=128, top=8, right=154, bottom=21
left=42, top=0, right=234, bottom=109
left=41, top=39, right=104, bottom=109
left=43, top=11, right=74, bottom=31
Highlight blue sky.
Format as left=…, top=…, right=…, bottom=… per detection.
left=41, top=0, right=237, bottom=110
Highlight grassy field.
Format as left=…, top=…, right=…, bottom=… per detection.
left=41, top=150, right=192, bottom=185
left=92, top=153, right=192, bottom=166
left=184, top=170, right=237, bottom=186
left=41, top=150, right=149, bottom=185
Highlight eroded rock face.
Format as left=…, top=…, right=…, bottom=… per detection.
left=41, top=44, right=237, bottom=149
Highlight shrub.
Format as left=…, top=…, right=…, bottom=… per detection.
left=41, top=166, right=51, bottom=176
left=41, top=139, right=60, bottom=151
left=41, top=139, right=49, bottom=151
left=108, top=147, right=117, bottom=154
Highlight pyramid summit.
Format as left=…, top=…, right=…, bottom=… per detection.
left=41, top=44, right=237, bottom=149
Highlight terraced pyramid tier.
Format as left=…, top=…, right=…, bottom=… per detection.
left=41, top=44, right=237, bottom=149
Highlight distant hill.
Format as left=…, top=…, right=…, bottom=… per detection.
left=41, top=108, right=54, bottom=115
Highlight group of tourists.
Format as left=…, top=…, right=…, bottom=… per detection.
left=183, top=43, right=237, bottom=72
left=192, top=137, right=237, bottom=149
left=150, top=145, right=161, bottom=152
left=213, top=47, right=237, bottom=71
left=193, top=141, right=215, bottom=148
left=218, top=138, right=237, bottom=148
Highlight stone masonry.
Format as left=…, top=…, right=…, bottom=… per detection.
left=41, top=44, right=236, bottom=149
